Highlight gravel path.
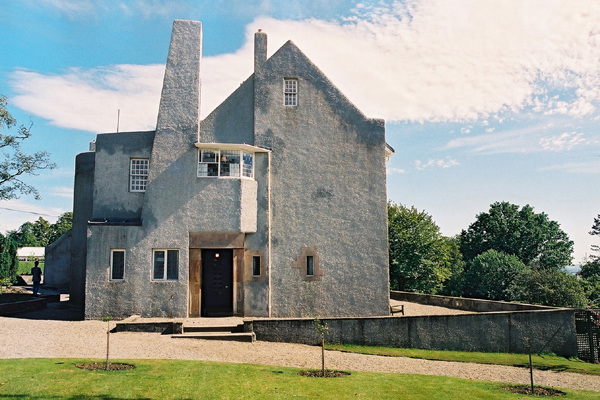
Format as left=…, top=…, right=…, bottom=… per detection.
left=1, top=301, right=599, bottom=393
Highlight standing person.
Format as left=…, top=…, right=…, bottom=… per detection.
left=31, top=261, right=42, bottom=296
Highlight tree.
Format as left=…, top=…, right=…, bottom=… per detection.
left=7, top=213, right=73, bottom=248
left=462, top=250, right=528, bottom=301
left=460, top=202, right=573, bottom=270
left=7, top=221, right=40, bottom=247
left=589, top=214, right=600, bottom=259
left=388, top=202, right=459, bottom=293
left=31, top=217, right=52, bottom=247
left=48, top=212, right=73, bottom=244
left=436, top=235, right=465, bottom=296
left=0, top=233, right=18, bottom=285
left=508, top=269, right=586, bottom=308
left=0, top=93, right=55, bottom=200
left=580, top=216, right=600, bottom=306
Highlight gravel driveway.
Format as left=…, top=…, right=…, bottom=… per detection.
left=1, top=300, right=599, bottom=393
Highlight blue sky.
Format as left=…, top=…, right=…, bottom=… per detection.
left=0, top=0, right=599, bottom=265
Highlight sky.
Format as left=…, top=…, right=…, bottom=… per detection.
left=0, top=0, right=599, bottom=265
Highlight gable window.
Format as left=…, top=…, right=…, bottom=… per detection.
left=110, top=249, right=125, bottom=281
left=252, top=256, right=261, bottom=277
left=153, top=249, right=179, bottom=281
left=284, top=79, right=298, bottom=106
left=198, top=149, right=253, bottom=178
left=130, top=158, right=149, bottom=192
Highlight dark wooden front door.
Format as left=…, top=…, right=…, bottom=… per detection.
left=201, top=249, right=233, bottom=317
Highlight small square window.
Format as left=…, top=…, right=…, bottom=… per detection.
left=110, top=249, right=125, bottom=281
left=307, top=255, right=314, bottom=276
left=130, top=159, right=149, bottom=192
left=153, top=249, right=179, bottom=281
left=284, top=79, right=298, bottom=106
left=252, top=256, right=261, bottom=277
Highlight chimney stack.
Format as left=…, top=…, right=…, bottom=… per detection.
left=254, top=29, right=267, bottom=73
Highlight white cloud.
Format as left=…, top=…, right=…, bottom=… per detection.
left=10, top=0, right=600, bottom=131
left=11, top=65, right=164, bottom=133
left=49, top=186, right=74, bottom=199
left=32, top=0, right=98, bottom=15
left=539, top=160, right=600, bottom=174
left=0, top=200, right=65, bottom=234
left=447, top=122, right=599, bottom=154
left=386, top=166, right=405, bottom=175
left=414, top=157, right=459, bottom=170
left=539, top=131, right=586, bottom=152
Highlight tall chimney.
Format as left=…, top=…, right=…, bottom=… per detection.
left=156, top=20, right=202, bottom=141
left=254, top=29, right=267, bottom=73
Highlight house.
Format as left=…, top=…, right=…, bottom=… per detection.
left=55, top=20, right=393, bottom=319
left=16, top=247, right=45, bottom=262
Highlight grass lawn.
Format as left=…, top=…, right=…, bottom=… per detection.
left=326, top=344, right=600, bottom=376
left=17, top=261, right=44, bottom=275
left=0, top=358, right=597, bottom=399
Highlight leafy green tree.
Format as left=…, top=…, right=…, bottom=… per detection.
left=577, top=215, right=600, bottom=306
left=589, top=214, right=600, bottom=259
left=460, top=202, right=573, bottom=270
left=581, top=258, right=600, bottom=281
left=462, top=250, right=527, bottom=301
left=388, top=203, right=459, bottom=293
left=508, top=269, right=586, bottom=308
left=7, top=222, right=40, bottom=247
left=0, top=233, right=18, bottom=284
left=0, top=93, right=55, bottom=200
left=48, top=212, right=73, bottom=244
left=31, top=217, right=52, bottom=247
left=437, top=236, right=465, bottom=296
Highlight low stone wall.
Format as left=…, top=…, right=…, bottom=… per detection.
left=391, top=291, right=554, bottom=312
left=245, top=309, right=577, bottom=357
left=0, top=298, right=47, bottom=316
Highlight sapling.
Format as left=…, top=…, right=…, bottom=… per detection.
left=103, top=316, right=113, bottom=371
left=314, top=317, right=329, bottom=377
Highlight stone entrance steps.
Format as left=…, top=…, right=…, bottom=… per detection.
left=171, top=323, right=255, bottom=342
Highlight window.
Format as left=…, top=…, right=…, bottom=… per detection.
left=252, top=256, right=261, bottom=277
left=153, top=249, right=179, bottom=280
left=198, top=149, right=253, bottom=178
left=307, top=255, right=314, bottom=276
left=243, top=152, right=253, bottom=178
left=110, top=249, right=125, bottom=280
left=284, top=79, right=298, bottom=106
left=130, top=159, right=149, bottom=192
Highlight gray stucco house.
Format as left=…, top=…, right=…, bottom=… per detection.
left=57, top=20, right=393, bottom=319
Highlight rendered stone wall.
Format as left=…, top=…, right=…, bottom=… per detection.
left=391, top=291, right=555, bottom=312
left=44, top=229, right=72, bottom=287
left=70, top=152, right=95, bottom=308
left=247, top=309, right=578, bottom=357
left=85, top=224, right=189, bottom=319
left=253, top=41, right=390, bottom=318
left=92, top=131, right=155, bottom=220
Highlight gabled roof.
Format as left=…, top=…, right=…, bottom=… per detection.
left=266, top=40, right=384, bottom=129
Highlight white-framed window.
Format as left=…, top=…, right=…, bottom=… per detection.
left=110, top=249, right=125, bottom=281
left=252, top=256, right=261, bottom=277
left=284, top=78, right=298, bottom=106
left=153, top=249, right=179, bottom=281
left=130, top=158, right=149, bottom=192
left=198, top=149, right=253, bottom=178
